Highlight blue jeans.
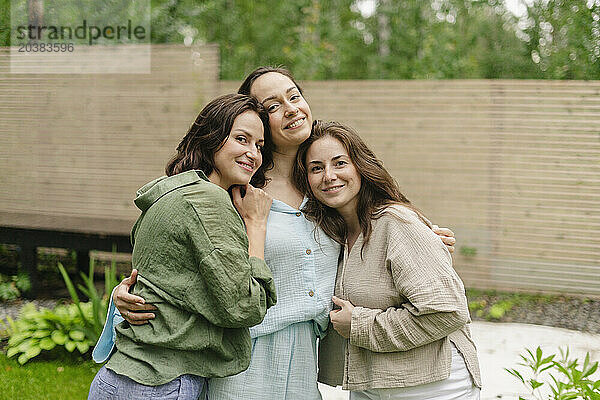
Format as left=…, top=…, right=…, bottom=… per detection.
left=88, top=365, right=206, bottom=400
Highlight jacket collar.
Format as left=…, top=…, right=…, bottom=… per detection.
left=134, top=170, right=208, bottom=212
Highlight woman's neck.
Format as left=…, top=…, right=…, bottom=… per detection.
left=206, top=171, right=228, bottom=190
left=268, top=149, right=296, bottom=181
left=263, top=147, right=304, bottom=208
left=338, top=204, right=361, bottom=249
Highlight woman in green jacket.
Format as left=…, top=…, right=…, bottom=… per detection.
left=88, top=93, right=277, bottom=400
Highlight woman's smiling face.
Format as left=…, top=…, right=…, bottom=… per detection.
left=250, top=72, right=313, bottom=154
left=209, top=110, right=265, bottom=190
left=305, top=135, right=361, bottom=216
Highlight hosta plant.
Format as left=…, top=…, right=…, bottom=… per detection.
left=3, top=248, right=120, bottom=364
left=0, top=272, right=31, bottom=301
left=3, top=302, right=96, bottom=364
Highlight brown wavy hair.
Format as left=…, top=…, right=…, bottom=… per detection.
left=293, top=120, right=431, bottom=248
left=165, top=93, right=273, bottom=188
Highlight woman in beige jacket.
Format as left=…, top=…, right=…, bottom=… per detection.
left=293, top=120, right=481, bottom=399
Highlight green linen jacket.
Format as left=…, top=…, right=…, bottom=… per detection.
left=106, top=170, right=277, bottom=385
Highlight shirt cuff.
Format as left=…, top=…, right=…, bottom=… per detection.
left=248, top=256, right=277, bottom=308
left=349, top=306, right=378, bottom=349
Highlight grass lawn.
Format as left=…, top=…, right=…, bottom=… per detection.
left=0, top=353, right=101, bottom=400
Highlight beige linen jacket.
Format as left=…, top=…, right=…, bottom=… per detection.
left=318, top=205, right=481, bottom=391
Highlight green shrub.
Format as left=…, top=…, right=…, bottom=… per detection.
left=459, top=246, right=478, bottom=257
left=506, top=346, right=600, bottom=399
left=487, top=300, right=513, bottom=320
left=3, top=302, right=96, bottom=364
left=2, top=247, right=120, bottom=364
left=56, top=245, right=120, bottom=341
left=0, top=272, right=31, bottom=301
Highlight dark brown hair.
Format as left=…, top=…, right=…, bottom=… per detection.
left=293, top=120, right=431, bottom=247
left=165, top=93, right=273, bottom=188
left=238, top=66, right=304, bottom=96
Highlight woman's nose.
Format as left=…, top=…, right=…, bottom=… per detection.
left=284, top=102, right=299, bottom=117
left=324, top=167, right=336, bottom=181
left=246, top=149, right=258, bottom=159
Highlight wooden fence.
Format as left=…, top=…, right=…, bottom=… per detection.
left=0, top=44, right=219, bottom=236
left=1, top=45, right=599, bottom=297
left=220, top=79, right=600, bottom=297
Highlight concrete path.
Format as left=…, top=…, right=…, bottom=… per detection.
left=319, top=321, right=600, bottom=400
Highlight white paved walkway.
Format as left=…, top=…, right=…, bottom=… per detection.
left=320, top=321, right=600, bottom=400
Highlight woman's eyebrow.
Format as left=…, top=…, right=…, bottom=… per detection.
left=261, top=87, right=297, bottom=103
left=308, top=155, right=346, bottom=164
left=233, top=128, right=265, bottom=141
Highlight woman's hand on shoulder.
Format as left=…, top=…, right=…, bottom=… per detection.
left=432, top=225, right=456, bottom=253
left=232, top=185, right=273, bottom=229
left=113, top=269, right=157, bottom=325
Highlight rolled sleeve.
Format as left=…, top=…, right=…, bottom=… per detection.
left=349, top=208, right=469, bottom=353
left=182, top=190, right=276, bottom=329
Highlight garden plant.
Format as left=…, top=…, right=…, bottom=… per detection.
left=506, top=346, right=600, bottom=399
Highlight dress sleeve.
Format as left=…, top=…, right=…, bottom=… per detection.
left=91, top=286, right=125, bottom=363
left=182, top=189, right=277, bottom=329
left=349, top=209, right=469, bottom=353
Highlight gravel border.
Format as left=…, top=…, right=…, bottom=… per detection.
left=467, top=293, right=600, bottom=334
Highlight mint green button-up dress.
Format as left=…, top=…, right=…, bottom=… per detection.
left=207, top=198, right=340, bottom=400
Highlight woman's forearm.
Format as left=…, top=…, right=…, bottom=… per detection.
left=349, top=304, right=469, bottom=353
left=246, top=224, right=267, bottom=260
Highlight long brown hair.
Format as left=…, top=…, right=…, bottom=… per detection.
left=165, top=93, right=273, bottom=188
left=293, top=120, right=431, bottom=247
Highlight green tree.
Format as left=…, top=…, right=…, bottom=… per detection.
left=3, top=0, right=598, bottom=80
left=519, top=0, right=600, bottom=79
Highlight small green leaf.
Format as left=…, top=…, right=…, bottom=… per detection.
left=505, top=367, right=525, bottom=383
left=76, top=341, right=90, bottom=354
left=69, top=330, right=85, bottom=341
left=529, top=378, right=544, bottom=389
left=39, top=337, right=56, bottom=350
left=17, top=353, right=30, bottom=365
left=8, top=332, right=29, bottom=347
left=51, top=330, right=67, bottom=345
left=65, top=341, right=76, bottom=352
left=25, top=345, right=41, bottom=358
left=32, top=330, right=51, bottom=338
left=6, top=346, right=20, bottom=358
left=18, top=339, right=35, bottom=352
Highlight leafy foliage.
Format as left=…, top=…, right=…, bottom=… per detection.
left=146, top=0, right=599, bottom=80
left=518, top=0, right=600, bottom=79
left=506, top=346, right=600, bottom=399
left=0, top=272, right=31, bottom=301
left=2, top=0, right=596, bottom=80
left=2, top=250, right=120, bottom=364
left=3, top=302, right=95, bottom=364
